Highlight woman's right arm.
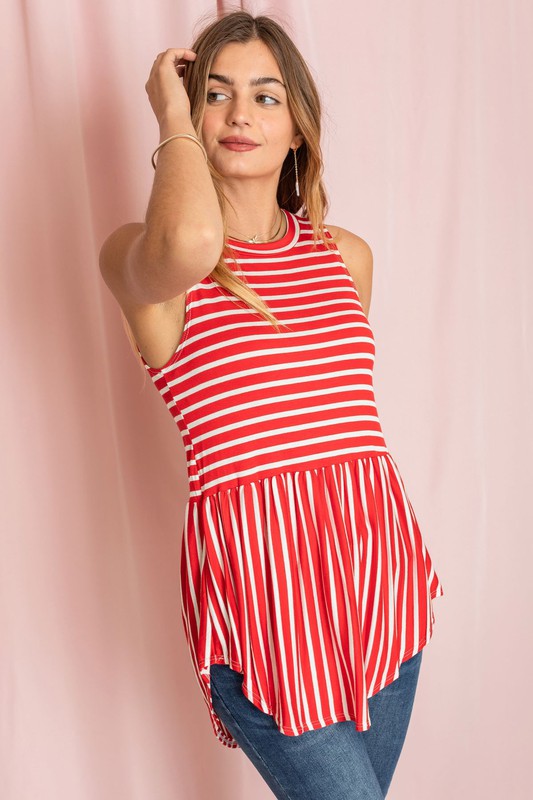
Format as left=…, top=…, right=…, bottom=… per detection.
left=99, top=49, right=224, bottom=307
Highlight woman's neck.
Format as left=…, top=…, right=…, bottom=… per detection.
left=222, top=178, right=284, bottom=241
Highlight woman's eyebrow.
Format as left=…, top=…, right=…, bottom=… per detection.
left=208, top=73, right=286, bottom=89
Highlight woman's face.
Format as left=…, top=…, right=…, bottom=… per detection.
left=201, top=39, right=303, bottom=182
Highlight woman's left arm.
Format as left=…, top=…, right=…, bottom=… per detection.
left=327, top=226, right=373, bottom=319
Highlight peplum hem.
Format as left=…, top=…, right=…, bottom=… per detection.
left=179, top=452, right=444, bottom=749
left=201, top=624, right=442, bottom=748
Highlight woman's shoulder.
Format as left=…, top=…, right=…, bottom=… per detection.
left=324, top=223, right=374, bottom=317
left=325, top=224, right=372, bottom=257
left=325, top=223, right=373, bottom=280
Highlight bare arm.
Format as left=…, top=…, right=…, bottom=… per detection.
left=100, top=49, right=224, bottom=306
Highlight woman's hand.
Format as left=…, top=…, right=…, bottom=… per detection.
left=145, top=48, right=197, bottom=126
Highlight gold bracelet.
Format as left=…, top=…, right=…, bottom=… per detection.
left=151, top=133, right=208, bottom=169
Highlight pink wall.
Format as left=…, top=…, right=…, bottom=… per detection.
left=2, top=0, right=532, bottom=797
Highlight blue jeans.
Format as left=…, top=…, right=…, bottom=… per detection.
left=210, top=649, right=424, bottom=799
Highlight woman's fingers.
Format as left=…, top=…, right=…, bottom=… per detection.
left=145, top=48, right=198, bottom=124
left=148, top=49, right=196, bottom=83
left=153, top=48, right=197, bottom=66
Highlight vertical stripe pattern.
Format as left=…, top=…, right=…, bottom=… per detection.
left=138, top=210, right=444, bottom=748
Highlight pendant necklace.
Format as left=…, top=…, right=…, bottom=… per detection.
left=228, top=208, right=285, bottom=243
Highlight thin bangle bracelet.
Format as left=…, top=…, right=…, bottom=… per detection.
left=151, top=133, right=208, bottom=169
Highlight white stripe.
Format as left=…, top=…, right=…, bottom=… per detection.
left=164, top=325, right=373, bottom=376
left=319, top=481, right=352, bottom=722
left=377, top=457, right=396, bottom=690
left=364, top=459, right=383, bottom=695
left=186, top=504, right=201, bottom=631
left=272, top=475, right=303, bottom=731
left=237, top=273, right=357, bottom=290
left=256, top=475, right=282, bottom=712
left=187, top=390, right=379, bottom=431
left=223, top=494, right=250, bottom=671
left=327, top=465, right=358, bottom=710
left=381, top=458, right=410, bottom=659
left=189, top=289, right=361, bottom=316
left=284, top=472, right=315, bottom=730
left=244, top=483, right=273, bottom=711
left=384, top=456, right=424, bottom=647
left=196, top=424, right=387, bottom=461
left=299, top=471, right=340, bottom=723
left=224, top=249, right=347, bottom=267
left=211, top=284, right=353, bottom=307
left=262, top=477, right=294, bottom=729
left=229, top=256, right=351, bottom=273
left=198, top=431, right=381, bottom=475
left=224, top=242, right=343, bottom=269
left=193, top=404, right=382, bottom=443
left=167, top=336, right=375, bottom=386
left=156, top=308, right=368, bottom=375
left=177, top=368, right=376, bottom=418
left=197, top=445, right=388, bottom=492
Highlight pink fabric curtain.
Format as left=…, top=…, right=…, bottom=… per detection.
left=2, top=0, right=531, bottom=796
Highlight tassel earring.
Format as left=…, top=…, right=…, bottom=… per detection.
left=293, top=147, right=300, bottom=197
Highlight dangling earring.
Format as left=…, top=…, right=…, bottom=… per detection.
left=293, top=147, right=300, bottom=197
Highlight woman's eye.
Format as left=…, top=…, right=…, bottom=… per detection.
left=256, top=94, right=279, bottom=105
left=206, top=91, right=227, bottom=102
left=207, top=90, right=279, bottom=106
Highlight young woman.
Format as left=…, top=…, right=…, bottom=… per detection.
left=99, top=11, right=444, bottom=799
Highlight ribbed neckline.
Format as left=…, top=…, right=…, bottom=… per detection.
left=226, top=209, right=300, bottom=253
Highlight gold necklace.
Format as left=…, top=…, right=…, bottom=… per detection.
left=228, top=208, right=285, bottom=243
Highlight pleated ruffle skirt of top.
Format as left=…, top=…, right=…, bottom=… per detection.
left=180, top=452, right=443, bottom=749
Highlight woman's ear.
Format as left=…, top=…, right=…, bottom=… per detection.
left=292, top=132, right=304, bottom=149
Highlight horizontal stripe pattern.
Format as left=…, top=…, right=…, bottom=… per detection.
left=139, top=210, right=444, bottom=748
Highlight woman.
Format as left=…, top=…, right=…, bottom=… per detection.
left=99, top=10, right=444, bottom=799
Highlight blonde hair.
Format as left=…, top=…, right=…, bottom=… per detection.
left=124, top=9, right=337, bottom=369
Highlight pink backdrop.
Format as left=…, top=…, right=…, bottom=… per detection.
left=2, top=0, right=532, bottom=797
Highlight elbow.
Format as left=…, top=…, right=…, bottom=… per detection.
left=129, top=226, right=224, bottom=304
left=164, top=224, right=225, bottom=284
left=182, top=224, right=225, bottom=273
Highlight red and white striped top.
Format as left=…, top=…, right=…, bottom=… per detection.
left=138, top=209, right=444, bottom=749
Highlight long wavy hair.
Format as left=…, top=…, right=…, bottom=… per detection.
left=120, top=9, right=337, bottom=366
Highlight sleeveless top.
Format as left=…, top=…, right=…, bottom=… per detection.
left=136, top=209, right=444, bottom=748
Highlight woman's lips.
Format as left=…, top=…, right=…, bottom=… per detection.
left=219, top=141, right=260, bottom=151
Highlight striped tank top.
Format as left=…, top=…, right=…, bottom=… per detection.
left=137, top=208, right=444, bottom=749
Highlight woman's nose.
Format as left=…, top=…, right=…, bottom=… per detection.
left=225, top=96, right=254, bottom=126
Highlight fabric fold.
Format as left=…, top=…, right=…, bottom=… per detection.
left=181, top=453, right=443, bottom=749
